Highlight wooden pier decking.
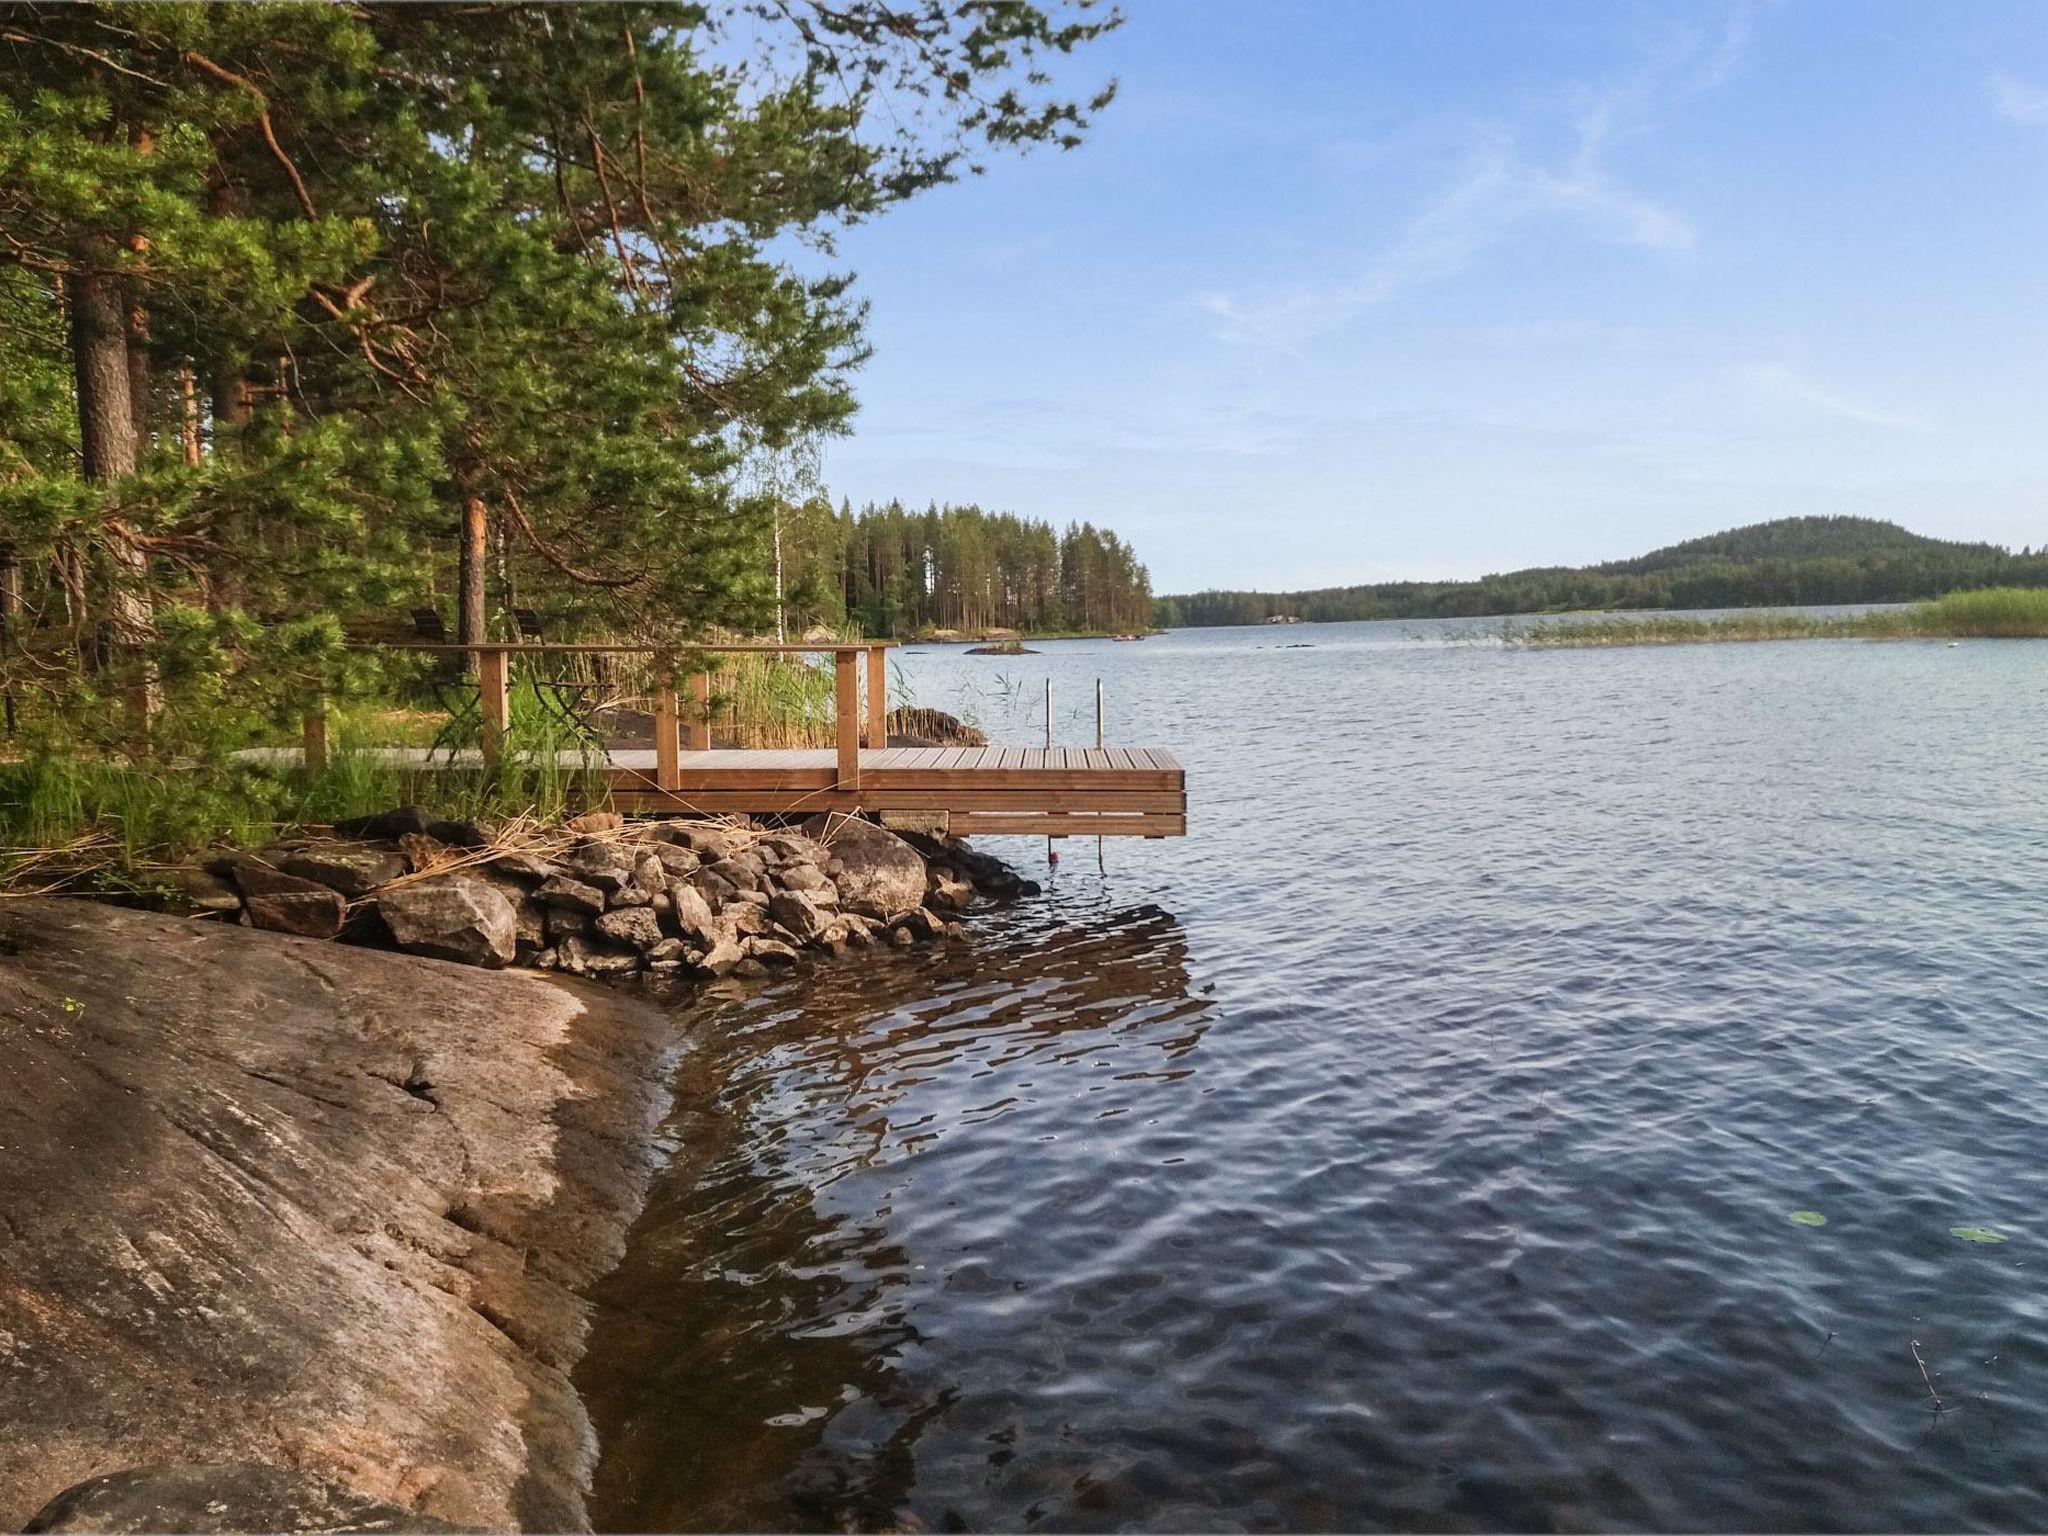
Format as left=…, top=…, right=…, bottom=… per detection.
left=605, top=745, right=1186, bottom=837
left=286, top=641, right=1187, bottom=839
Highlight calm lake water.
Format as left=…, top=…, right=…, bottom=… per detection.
left=578, top=617, right=2048, bottom=1532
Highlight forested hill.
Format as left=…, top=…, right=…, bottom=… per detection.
left=1596, top=516, right=1999, bottom=574
left=1154, top=517, right=2046, bottom=627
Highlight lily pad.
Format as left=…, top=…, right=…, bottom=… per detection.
left=1789, top=1210, right=1828, bottom=1227
left=1951, top=1227, right=2008, bottom=1244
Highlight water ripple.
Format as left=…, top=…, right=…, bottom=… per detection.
left=580, top=623, right=2048, bottom=1532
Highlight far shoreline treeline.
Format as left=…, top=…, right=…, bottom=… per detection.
left=772, top=499, right=1154, bottom=640
left=1154, top=516, right=2048, bottom=627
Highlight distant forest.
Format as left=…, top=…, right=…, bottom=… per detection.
left=770, top=500, right=1154, bottom=637
left=1154, top=517, right=2048, bottom=626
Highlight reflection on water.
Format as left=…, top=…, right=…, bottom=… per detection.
left=580, top=901, right=1211, bottom=1532
left=581, top=621, right=2048, bottom=1532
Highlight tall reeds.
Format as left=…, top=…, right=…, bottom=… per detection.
left=1512, top=589, right=2048, bottom=647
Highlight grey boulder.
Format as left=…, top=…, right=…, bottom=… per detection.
left=278, top=844, right=407, bottom=900
left=376, top=876, right=518, bottom=969
left=803, top=814, right=926, bottom=921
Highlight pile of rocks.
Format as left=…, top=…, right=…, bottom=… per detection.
left=181, top=807, right=1035, bottom=982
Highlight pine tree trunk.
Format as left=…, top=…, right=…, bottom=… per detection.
left=178, top=363, right=202, bottom=466
left=125, top=287, right=151, bottom=460
left=459, top=491, right=489, bottom=672
left=70, top=266, right=137, bottom=485
left=69, top=258, right=156, bottom=734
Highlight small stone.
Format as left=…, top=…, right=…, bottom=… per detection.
left=333, top=804, right=431, bottom=839
left=560, top=934, right=642, bottom=975
left=724, top=902, right=769, bottom=938
left=647, top=844, right=701, bottom=878
left=566, top=842, right=635, bottom=893
left=595, top=907, right=665, bottom=951
left=648, top=822, right=735, bottom=859
left=689, top=867, right=738, bottom=904
left=424, top=818, right=490, bottom=850
left=531, top=945, right=562, bottom=970
left=279, top=844, right=409, bottom=900
left=747, top=937, right=800, bottom=967
left=769, top=889, right=832, bottom=943
left=607, top=882, right=653, bottom=909
left=732, top=956, right=769, bottom=978
left=926, top=867, right=975, bottom=911
left=161, top=865, right=243, bottom=917
left=489, top=851, right=562, bottom=883
left=234, top=866, right=347, bottom=940
left=633, top=853, right=668, bottom=893
left=668, top=881, right=718, bottom=944
left=777, top=862, right=835, bottom=894
left=696, top=938, right=745, bottom=976
left=705, top=856, right=761, bottom=893
left=644, top=937, right=689, bottom=964
left=545, top=906, right=592, bottom=944
left=892, top=908, right=939, bottom=942
left=535, top=875, right=607, bottom=915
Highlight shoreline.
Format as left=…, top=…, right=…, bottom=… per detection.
left=0, top=814, right=1036, bottom=1532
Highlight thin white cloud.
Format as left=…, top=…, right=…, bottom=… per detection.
left=1198, top=6, right=1759, bottom=348
left=1734, top=363, right=1921, bottom=430
left=1990, top=72, right=2048, bottom=128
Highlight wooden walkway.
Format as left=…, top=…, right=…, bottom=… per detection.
left=289, top=640, right=1187, bottom=839
left=605, top=745, right=1185, bottom=837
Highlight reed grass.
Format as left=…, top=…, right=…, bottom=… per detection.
left=1512, top=588, right=2048, bottom=648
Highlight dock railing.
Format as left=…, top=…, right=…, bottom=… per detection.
left=310, top=640, right=896, bottom=789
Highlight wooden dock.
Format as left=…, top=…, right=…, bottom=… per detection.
left=605, top=745, right=1185, bottom=838
left=290, top=641, right=1187, bottom=839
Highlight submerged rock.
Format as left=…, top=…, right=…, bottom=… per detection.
left=24, top=1463, right=466, bottom=1534
left=376, top=875, right=518, bottom=969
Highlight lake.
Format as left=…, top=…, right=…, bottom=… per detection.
left=577, top=617, right=2048, bottom=1532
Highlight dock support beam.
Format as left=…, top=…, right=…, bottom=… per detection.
left=653, top=670, right=681, bottom=790
left=688, top=671, right=711, bottom=751
left=835, top=649, right=860, bottom=789
left=302, top=700, right=329, bottom=773
left=866, top=644, right=888, bottom=747
left=478, top=648, right=510, bottom=768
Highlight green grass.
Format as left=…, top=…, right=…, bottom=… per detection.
left=1511, top=587, right=2048, bottom=648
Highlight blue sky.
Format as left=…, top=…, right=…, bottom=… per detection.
left=816, top=1, right=2048, bottom=592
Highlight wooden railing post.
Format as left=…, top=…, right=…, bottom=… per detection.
left=302, top=695, right=330, bottom=773
left=834, top=648, right=860, bottom=790
left=477, top=647, right=510, bottom=768
left=866, top=644, right=888, bottom=748
left=688, top=670, right=712, bottom=752
left=652, top=662, right=681, bottom=790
